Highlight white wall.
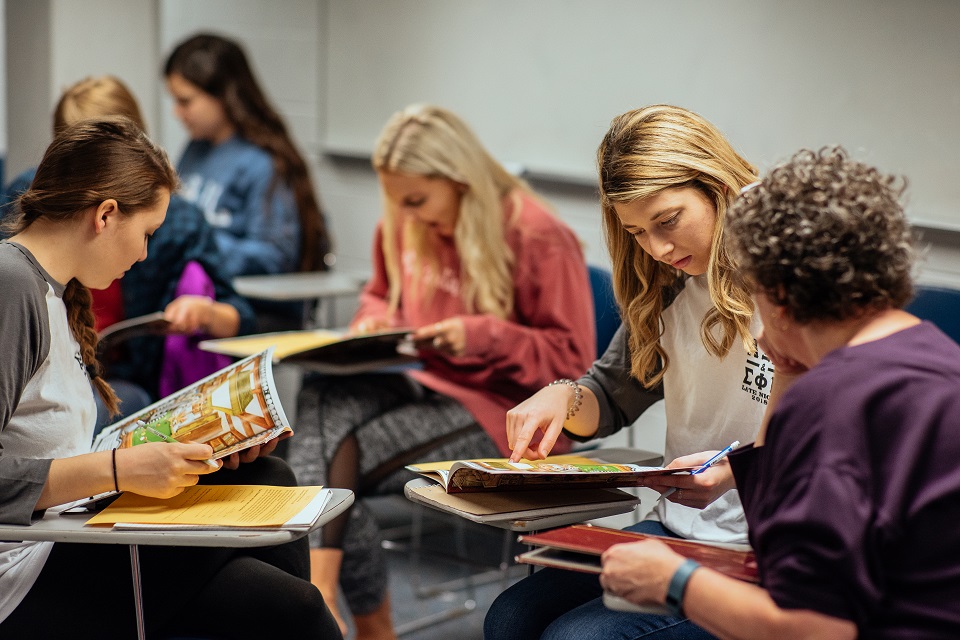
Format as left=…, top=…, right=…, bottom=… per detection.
left=4, top=0, right=160, bottom=178
left=5, top=0, right=960, bottom=287
left=317, top=0, right=960, bottom=285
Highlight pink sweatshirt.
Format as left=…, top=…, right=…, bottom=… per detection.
left=355, top=191, right=596, bottom=455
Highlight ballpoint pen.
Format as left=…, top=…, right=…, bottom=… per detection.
left=662, top=440, right=740, bottom=498
left=690, top=440, right=740, bottom=475
left=141, top=422, right=219, bottom=469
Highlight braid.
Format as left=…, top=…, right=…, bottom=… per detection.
left=63, top=280, right=119, bottom=415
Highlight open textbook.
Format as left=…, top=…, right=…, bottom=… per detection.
left=85, top=485, right=331, bottom=531
left=97, top=311, right=172, bottom=350
left=406, top=455, right=695, bottom=494
left=516, top=523, right=759, bottom=582
left=92, top=349, right=291, bottom=461
left=199, top=327, right=419, bottom=373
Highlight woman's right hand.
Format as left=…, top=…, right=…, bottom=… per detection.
left=351, top=316, right=392, bottom=334
left=506, top=384, right=573, bottom=462
left=115, top=442, right=220, bottom=499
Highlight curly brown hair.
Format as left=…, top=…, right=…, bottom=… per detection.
left=726, top=146, right=915, bottom=323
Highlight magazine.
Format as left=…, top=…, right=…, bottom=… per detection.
left=405, top=455, right=695, bottom=494
left=92, top=349, right=291, bottom=461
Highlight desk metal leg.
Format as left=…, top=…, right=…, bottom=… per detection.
left=129, top=544, right=146, bottom=640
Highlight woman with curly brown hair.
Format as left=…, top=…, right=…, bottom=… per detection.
left=598, top=147, right=960, bottom=638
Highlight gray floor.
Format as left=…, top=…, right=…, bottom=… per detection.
left=341, top=495, right=528, bottom=640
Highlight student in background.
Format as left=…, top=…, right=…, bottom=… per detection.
left=287, top=104, right=595, bottom=638
left=0, top=117, right=340, bottom=639
left=164, top=32, right=333, bottom=329
left=485, top=105, right=771, bottom=640
left=599, top=147, right=960, bottom=638
left=2, top=75, right=256, bottom=430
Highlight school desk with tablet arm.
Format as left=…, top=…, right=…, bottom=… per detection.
left=0, top=488, right=354, bottom=640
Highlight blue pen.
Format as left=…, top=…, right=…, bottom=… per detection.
left=690, top=440, right=740, bottom=475
left=662, top=440, right=740, bottom=498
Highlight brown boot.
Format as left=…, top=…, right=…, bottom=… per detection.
left=353, top=593, right=397, bottom=640
left=310, top=548, right=348, bottom=636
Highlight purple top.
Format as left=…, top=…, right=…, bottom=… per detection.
left=730, top=322, right=960, bottom=638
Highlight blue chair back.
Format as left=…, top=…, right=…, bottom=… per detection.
left=905, top=284, right=960, bottom=344
left=588, top=265, right=621, bottom=355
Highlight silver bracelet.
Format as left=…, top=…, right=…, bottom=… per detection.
left=549, top=378, right=582, bottom=420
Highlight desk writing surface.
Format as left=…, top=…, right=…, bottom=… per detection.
left=0, top=488, right=353, bottom=548
left=233, top=271, right=364, bottom=302
left=404, top=478, right=638, bottom=532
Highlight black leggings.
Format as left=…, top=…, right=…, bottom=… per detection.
left=0, top=457, right=342, bottom=640
left=287, top=373, right=500, bottom=615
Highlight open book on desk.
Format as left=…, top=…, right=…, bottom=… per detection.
left=406, top=454, right=694, bottom=494
left=85, top=485, right=331, bottom=531
left=92, top=348, right=291, bottom=467
left=405, top=477, right=640, bottom=527
left=199, top=328, right=419, bottom=374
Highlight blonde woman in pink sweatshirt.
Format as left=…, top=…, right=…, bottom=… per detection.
left=286, top=104, right=596, bottom=639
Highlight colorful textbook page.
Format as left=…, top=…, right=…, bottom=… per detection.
left=517, top=524, right=759, bottom=583
left=406, top=455, right=695, bottom=494
left=85, top=485, right=329, bottom=529
left=92, top=349, right=291, bottom=460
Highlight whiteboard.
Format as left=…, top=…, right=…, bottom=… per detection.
left=325, top=0, right=960, bottom=230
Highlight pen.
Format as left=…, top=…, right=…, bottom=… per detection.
left=690, top=440, right=740, bottom=475
left=142, top=423, right=219, bottom=469
left=661, top=440, right=740, bottom=498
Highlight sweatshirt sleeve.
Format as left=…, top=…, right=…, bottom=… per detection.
left=179, top=200, right=257, bottom=336
left=569, top=323, right=664, bottom=442
left=352, top=223, right=394, bottom=327
left=457, top=227, right=595, bottom=397
left=212, top=157, right=301, bottom=277
left=0, top=248, right=54, bottom=523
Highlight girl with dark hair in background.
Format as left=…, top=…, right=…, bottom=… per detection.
left=164, top=32, right=333, bottom=328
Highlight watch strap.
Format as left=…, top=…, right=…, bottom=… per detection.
left=665, top=558, right=701, bottom=617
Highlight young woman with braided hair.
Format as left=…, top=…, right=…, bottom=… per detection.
left=0, top=117, right=340, bottom=639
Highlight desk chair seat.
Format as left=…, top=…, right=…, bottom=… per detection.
left=906, top=283, right=960, bottom=344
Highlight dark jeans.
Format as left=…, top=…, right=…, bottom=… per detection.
left=483, top=520, right=717, bottom=640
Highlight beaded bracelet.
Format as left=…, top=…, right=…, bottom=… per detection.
left=548, top=378, right=582, bottom=420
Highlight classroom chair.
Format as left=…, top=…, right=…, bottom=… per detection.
left=905, top=283, right=960, bottom=344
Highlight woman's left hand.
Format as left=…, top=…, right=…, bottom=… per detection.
left=644, top=451, right=737, bottom=509
left=164, top=295, right=215, bottom=335
left=411, top=317, right=466, bottom=356
left=600, top=538, right=685, bottom=607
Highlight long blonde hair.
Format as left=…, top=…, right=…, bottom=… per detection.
left=372, top=104, right=528, bottom=318
left=597, top=105, right=757, bottom=387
